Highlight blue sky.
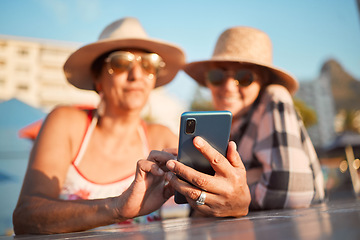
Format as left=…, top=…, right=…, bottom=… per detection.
left=1, top=0, right=359, bottom=106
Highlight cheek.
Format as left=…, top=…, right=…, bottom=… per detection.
left=148, top=76, right=156, bottom=89
left=244, top=84, right=261, bottom=104
left=143, top=76, right=156, bottom=95
left=209, top=87, right=221, bottom=103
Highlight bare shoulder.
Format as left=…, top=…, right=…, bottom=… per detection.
left=145, top=122, right=178, bottom=150
left=42, top=106, right=89, bottom=133
left=35, top=106, right=91, bottom=159
left=46, top=105, right=87, bottom=124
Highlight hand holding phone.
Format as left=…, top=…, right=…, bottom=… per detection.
left=175, top=111, right=232, bottom=204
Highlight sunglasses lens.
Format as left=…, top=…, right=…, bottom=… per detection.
left=107, top=52, right=165, bottom=75
left=235, top=70, right=254, bottom=87
left=108, top=52, right=133, bottom=74
left=206, top=69, right=225, bottom=86
left=141, top=53, right=165, bottom=74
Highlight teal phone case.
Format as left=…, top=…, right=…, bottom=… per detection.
left=175, top=111, right=232, bottom=204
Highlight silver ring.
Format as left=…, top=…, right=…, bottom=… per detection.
left=195, top=191, right=206, bottom=205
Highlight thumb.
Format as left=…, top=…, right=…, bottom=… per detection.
left=227, top=141, right=245, bottom=169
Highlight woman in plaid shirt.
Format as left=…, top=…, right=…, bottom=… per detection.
left=182, top=26, right=325, bottom=211
left=151, top=26, right=325, bottom=216
left=148, top=27, right=324, bottom=217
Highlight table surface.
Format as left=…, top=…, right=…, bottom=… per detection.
left=5, top=198, right=360, bottom=240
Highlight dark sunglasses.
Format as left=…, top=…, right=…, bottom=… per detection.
left=105, top=51, right=165, bottom=75
left=205, top=69, right=256, bottom=87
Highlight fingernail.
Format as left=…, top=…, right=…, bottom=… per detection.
left=194, top=136, right=204, bottom=148
left=157, top=167, right=164, bottom=175
left=230, top=141, right=237, bottom=150
left=166, top=160, right=175, bottom=171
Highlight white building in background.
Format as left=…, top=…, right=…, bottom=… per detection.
left=0, top=35, right=185, bottom=133
left=295, top=70, right=337, bottom=147
left=0, top=35, right=99, bottom=111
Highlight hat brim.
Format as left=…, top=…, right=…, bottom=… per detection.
left=183, top=59, right=298, bottom=95
left=64, top=38, right=185, bottom=90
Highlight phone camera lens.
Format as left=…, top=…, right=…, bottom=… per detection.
left=185, top=119, right=196, bottom=134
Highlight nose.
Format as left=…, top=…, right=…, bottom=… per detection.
left=222, top=75, right=238, bottom=90
left=127, top=61, right=143, bottom=81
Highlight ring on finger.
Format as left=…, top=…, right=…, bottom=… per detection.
left=195, top=191, right=206, bottom=206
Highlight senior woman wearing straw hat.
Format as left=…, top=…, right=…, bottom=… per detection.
left=13, top=17, right=186, bottom=234
left=154, top=26, right=325, bottom=214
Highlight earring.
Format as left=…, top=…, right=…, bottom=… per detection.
left=97, top=92, right=106, bottom=117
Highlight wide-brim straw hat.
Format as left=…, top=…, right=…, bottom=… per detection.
left=183, top=26, right=298, bottom=95
left=64, top=17, right=185, bottom=90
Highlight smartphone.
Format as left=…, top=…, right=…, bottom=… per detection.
left=175, top=111, right=232, bottom=204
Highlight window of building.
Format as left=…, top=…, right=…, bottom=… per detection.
left=0, top=60, right=5, bottom=70
left=16, top=84, right=29, bottom=91
left=17, top=48, right=29, bottom=57
left=0, top=41, right=6, bottom=50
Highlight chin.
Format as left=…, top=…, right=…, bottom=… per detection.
left=216, top=103, right=241, bottom=113
left=219, top=106, right=245, bottom=118
left=122, top=100, right=146, bottom=111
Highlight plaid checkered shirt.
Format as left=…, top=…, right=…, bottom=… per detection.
left=231, top=84, right=325, bottom=210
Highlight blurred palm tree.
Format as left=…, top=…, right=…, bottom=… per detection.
left=335, top=110, right=360, bottom=133
left=293, top=98, right=318, bottom=128
left=190, top=87, right=214, bottom=111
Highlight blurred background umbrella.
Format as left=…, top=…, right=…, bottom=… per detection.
left=18, top=120, right=43, bottom=141
left=0, top=171, right=16, bottom=182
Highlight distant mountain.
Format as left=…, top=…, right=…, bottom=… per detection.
left=321, top=59, right=360, bottom=111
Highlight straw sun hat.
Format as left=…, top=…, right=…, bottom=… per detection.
left=184, top=26, right=298, bottom=95
left=64, top=17, right=185, bottom=90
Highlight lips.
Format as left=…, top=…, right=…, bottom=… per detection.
left=124, top=87, right=144, bottom=92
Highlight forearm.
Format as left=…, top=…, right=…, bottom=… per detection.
left=13, top=195, right=122, bottom=235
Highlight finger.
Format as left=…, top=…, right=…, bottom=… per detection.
left=226, top=141, right=245, bottom=169
left=165, top=173, right=214, bottom=211
left=166, top=160, right=217, bottom=192
left=186, top=191, right=214, bottom=212
left=162, top=148, right=178, bottom=157
left=147, top=150, right=176, bottom=172
left=164, top=171, right=208, bottom=204
left=137, top=159, right=164, bottom=177
left=163, top=182, right=175, bottom=200
left=193, top=136, right=233, bottom=174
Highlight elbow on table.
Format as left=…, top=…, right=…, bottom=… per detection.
left=13, top=204, right=29, bottom=235
left=13, top=201, right=44, bottom=235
